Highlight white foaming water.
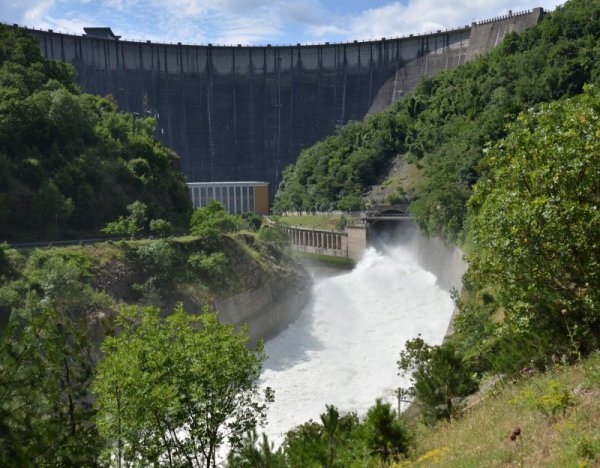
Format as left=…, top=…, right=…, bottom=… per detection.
left=259, top=237, right=455, bottom=445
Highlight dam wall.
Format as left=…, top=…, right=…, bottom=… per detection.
left=15, top=8, right=542, bottom=196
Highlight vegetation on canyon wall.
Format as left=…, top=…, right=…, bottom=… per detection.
left=0, top=25, right=191, bottom=241
left=274, top=0, right=600, bottom=240
left=272, top=0, right=600, bottom=464
left=0, top=203, right=301, bottom=465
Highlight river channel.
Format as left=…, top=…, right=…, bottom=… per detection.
left=259, top=232, right=455, bottom=445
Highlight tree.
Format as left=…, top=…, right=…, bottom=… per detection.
left=93, top=304, right=273, bottom=467
left=363, top=399, right=411, bottom=463
left=282, top=405, right=368, bottom=467
left=0, top=254, right=100, bottom=466
left=466, top=86, right=600, bottom=357
left=149, top=218, right=174, bottom=237
left=34, top=179, right=74, bottom=236
left=398, top=337, right=477, bottom=422
left=101, top=200, right=148, bottom=239
left=227, top=429, right=285, bottom=468
left=190, top=200, right=240, bottom=234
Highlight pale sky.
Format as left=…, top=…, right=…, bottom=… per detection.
left=1, top=0, right=565, bottom=46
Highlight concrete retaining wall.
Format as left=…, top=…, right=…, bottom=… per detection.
left=214, top=269, right=311, bottom=343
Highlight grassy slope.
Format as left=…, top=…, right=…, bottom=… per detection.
left=274, top=214, right=347, bottom=231
left=273, top=214, right=361, bottom=231
left=398, top=353, right=600, bottom=467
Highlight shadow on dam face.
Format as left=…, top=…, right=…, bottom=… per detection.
left=369, top=219, right=418, bottom=249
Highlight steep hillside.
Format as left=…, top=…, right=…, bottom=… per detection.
left=0, top=26, right=191, bottom=241
left=274, top=0, right=600, bottom=241
left=0, top=228, right=311, bottom=464
left=0, top=231, right=309, bottom=338
left=399, top=352, right=600, bottom=467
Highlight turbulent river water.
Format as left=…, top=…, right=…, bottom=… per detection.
left=259, top=231, right=456, bottom=445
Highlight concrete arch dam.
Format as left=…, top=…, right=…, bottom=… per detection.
left=20, top=8, right=542, bottom=196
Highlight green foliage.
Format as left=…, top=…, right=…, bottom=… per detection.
left=135, top=238, right=179, bottom=282
left=131, top=277, right=163, bottom=307
left=363, top=399, right=412, bottom=463
left=0, top=303, right=101, bottom=465
left=227, top=429, right=285, bottom=467
left=0, top=25, right=191, bottom=241
left=242, top=211, right=263, bottom=231
left=266, top=401, right=410, bottom=466
left=282, top=405, right=369, bottom=467
left=398, top=337, right=478, bottom=422
left=275, top=0, right=600, bottom=239
left=102, top=200, right=148, bottom=239
left=385, top=186, right=408, bottom=205
left=188, top=251, right=229, bottom=279
left=0, top=250, right=108, bottom=465
left=93, top=304, right=272, bottom=467
left=334, top=214, right=348, bottom=231
left=514, top=380, right=575, bottom=420
left=188, top=200, right=241, bottom=252
left=190, top=200, right=241, bottom=234
left=466, top=86, right=600, bottom=360
left=257, top=225, right=288, bottom=249
left=149, top=218, right=173, bottom=237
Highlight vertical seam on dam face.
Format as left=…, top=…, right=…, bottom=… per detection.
left=20, top=9, right=541, bottom=196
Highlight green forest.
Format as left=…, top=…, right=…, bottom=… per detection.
left=0, top=26, right=191, bottom=241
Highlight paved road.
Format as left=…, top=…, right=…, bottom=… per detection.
left=6, top=236, right=127, bottom=250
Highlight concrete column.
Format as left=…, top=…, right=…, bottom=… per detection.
left=347, top=225, right=368, bottom=262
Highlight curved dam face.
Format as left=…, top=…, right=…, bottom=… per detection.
left=19, top=9, right=541, bottom=195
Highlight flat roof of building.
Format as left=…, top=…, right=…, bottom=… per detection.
left=186, top=181, right=268, bottom=186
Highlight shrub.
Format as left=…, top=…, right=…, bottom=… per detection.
left=190, top=200, right=240, bottom=235
left=149, top=218, right=173, bottom=237
left=242, top=212, right=262, bottom=231
left=256, top=225, right=288, bottom=249
left=398, top=338, right=478, bottom=422
left=188, top=252, right=228, bottom=280
left=514, top=380, right=575, bottom=420
left=135, top=239, right=179, bottom=281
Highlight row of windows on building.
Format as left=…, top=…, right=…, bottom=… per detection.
left=187, top=182, right=269, bottom=215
